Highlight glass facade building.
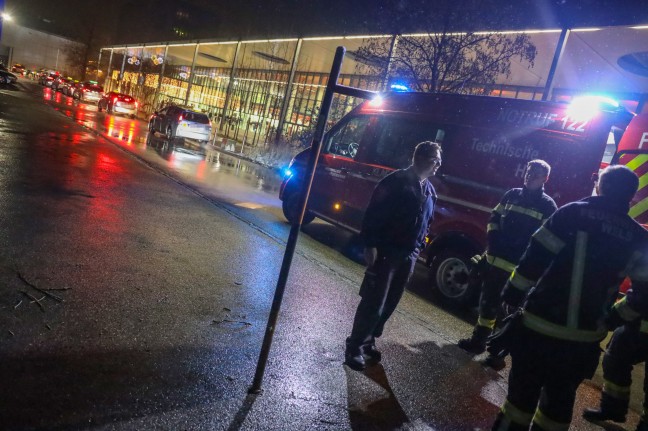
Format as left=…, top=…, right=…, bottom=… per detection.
left=99, top=26, right=648, bottom=151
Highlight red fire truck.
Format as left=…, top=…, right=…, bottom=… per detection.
left=616, top=112, right=648, bottom=226
left=614, top=112, right=648, bottom=295
left=280, top=91, right=637, bottom=305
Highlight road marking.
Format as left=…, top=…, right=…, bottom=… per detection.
left=235, top=202, right=265, bottom=209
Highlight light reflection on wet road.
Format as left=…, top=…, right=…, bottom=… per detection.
left=33, top=82, right=368, bottom=272
left=39, top=85, right=285, bottom=213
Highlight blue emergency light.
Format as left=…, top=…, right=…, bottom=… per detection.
left=567, top=95, right=620, bottom=121
left=390, top=83, right=410, bottom=92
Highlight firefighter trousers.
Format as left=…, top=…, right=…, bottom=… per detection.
left=348, top=252, right=416, bottom=349
left=474, top=263, right=511, bottom=337
left=599, top=325, right=648, bottom=418
left=491, top=327, right=601, bottom=431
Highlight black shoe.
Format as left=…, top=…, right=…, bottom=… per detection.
left=344, top=349, right=366, bottom=371
left=345, top=339, right=366, bottom=371
left=582, top=408, right=626, bottom=423
left=457, top=337, right=486, bottom=355
left=363, top=343, right=382, bottom=363
left=480, top=354, right=506, bottom=371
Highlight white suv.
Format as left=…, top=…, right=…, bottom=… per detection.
left=148, top=106, right=212, bottom=144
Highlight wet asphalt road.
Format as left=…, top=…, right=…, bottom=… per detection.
left=0, top=80, right=638, bottom=430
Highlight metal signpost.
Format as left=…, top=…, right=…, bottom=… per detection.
left=249, top=46, right=377, bottom=394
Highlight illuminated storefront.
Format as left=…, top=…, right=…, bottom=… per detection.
left=99, top=26, right=648, bottom=149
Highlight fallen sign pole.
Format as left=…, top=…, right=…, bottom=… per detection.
left=249, top=46, right=377, bottom=394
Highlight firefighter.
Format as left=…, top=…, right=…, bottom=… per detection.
left=344, top=141, right=441, bottom=371
left=490, top=165, right=648, bottom=431
left=582, top=310, right=648, bottom=431
left=458, top=160, right=557, bottom=370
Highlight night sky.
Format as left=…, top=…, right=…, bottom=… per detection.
left=6, top=0, right=648, bottom=44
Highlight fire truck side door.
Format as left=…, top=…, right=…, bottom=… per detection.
left=346, top=116, right=447, bottom=231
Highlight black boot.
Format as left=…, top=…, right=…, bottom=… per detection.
left=583, top=391, right=629, bottom=423
left=582, top=408, right=626, bottom=423
left=345, top=338, right=366, bottom=371
left=480, top=353, right=507, bottom=371
left=458, top=325, right=491, bottom=355
left=363, top=340, right=382, bottom=363
left=491, top=411, right=530, bottom=431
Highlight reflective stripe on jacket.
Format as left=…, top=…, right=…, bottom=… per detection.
left=502, top=196, right=648, bottom=342
left=487, top=187, right=557, bottom=265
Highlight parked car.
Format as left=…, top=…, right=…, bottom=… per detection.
left=0, top=70, right=18, bottom=84
left=50, top=75, right=63, bottom=89
left=148, top=105, right=212, bottom=144
left=52, top=77, right=72, bottom=92
left=72, top=82, right=104, bottom=102
left=98, top=92, right=139, bottom=118
left=66, top=81, right=82, bottom=96
left=62, top=80, right=81, bottom=96
left=11, top=64, right=25, bottom=75
left=39, top=72, right=58, bottom=86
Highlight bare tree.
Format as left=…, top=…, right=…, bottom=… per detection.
left=355, top=0, right=537, bottom=94
left=63, top=42, right=88, bottom=79
left=64, top=24, right=110, bottom=81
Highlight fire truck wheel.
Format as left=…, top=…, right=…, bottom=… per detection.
left=282, top=192, right=315, bottom=225
left=429, top=249, right=477, bottom=306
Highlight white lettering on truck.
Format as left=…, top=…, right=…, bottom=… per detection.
left=515, top=163, right=526, bottom=178
left=471, top=137, right=539, bottom=160
left=497, top=109, right=587, bottom=133
left=640, top=132, right=648, bottom=149
left=560, top=117, right=588, bottom=133
left=497, top=109, right=559, bottom=128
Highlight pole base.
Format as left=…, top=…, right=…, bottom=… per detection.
left=247, top=386, right=263, bottom=395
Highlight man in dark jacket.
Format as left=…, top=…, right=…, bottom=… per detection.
left=490, top=165, right=648, bottom=431
left=344, top=141, right=441, bottom=371
left=582, top=307, right=648, bottom=431
left=458, top=160, right=557, bottom=370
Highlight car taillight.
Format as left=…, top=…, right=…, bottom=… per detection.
left=135, top=101, right=139, bottom=108
left=113, top=97, right=118, bottom=103
left=178, top=114, right=183, bottom=122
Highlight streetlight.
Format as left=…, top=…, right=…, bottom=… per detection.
left=1, top=11, right=14, bottom=67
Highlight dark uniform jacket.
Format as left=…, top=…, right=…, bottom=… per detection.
left=361, top=167, right=436, bottom=256
left=487, top=187, right=557, bottom=272
left=502, top=195, right=648, bottom=343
